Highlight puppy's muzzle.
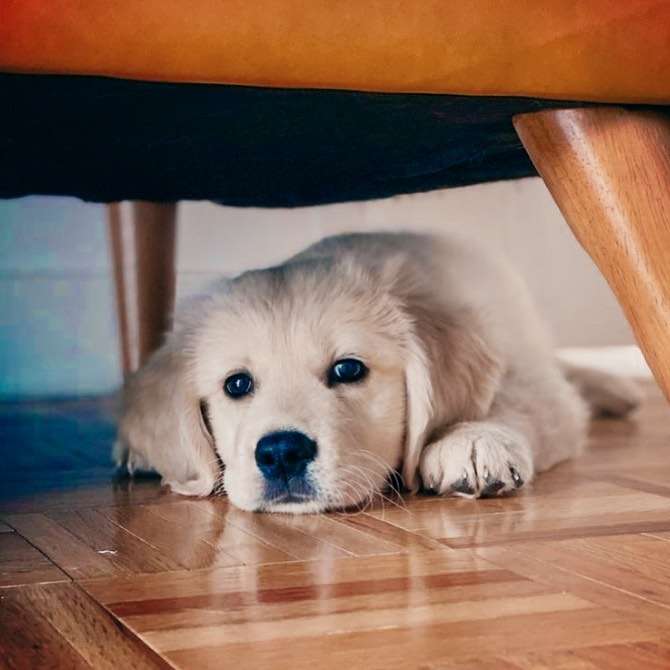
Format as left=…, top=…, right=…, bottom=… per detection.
left=255, top=431, right=317, bottom=485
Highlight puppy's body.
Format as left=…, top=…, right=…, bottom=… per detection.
left=117, top=231, right=640, bottom=512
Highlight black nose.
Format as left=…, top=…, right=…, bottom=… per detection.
left=255, top=431, right=317, bottom=481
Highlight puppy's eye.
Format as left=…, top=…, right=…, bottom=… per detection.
left=224, top=372, right=254, bottom=399
left=328, top=358, right=368, bottom=386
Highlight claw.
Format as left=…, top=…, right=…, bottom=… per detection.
left=509, top=465, right=524, bottom=488
left=451, top=471, right=475, bottom=496
left=481, top=480, right=505, bottom=497
left=422, top=473, right=439, bottom=495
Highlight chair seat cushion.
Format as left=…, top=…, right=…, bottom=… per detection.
left=2, top=1, right=669, bottom=103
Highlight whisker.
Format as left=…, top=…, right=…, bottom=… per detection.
left=336, top=469, right=374, bottom=515
left=346, top=466, right=380, bottom=510
left=343, top=475, right=374, bottom=514
left=339, top=482, right=369, bottom=516
left=348, top=462, right=409, bottom=514
left=357, top=450, right=409, bottom=511
left=337, top=459, right=394, bottom=516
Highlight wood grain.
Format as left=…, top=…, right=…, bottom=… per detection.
left=100, top=503, right=247, bottom=570
left=0, top=532, right=68, bottom=588
left=501, top=534, right=670, bottom=610
left=0, top=586, right=92, bottom=669
left=47, top=509, right=185, bottom=575
left=3, top=513, right=120, bottom=579
left=476, top=545, right=670, bottom=629
left=167, top=609, right=657, bottom=670
left=148, top=500, right=295, bottom=566
left=514, top=107, right=670, bottom=400
left=0, top=583, right=168, bottom=669
left=0, top=477, right=177, bottom=515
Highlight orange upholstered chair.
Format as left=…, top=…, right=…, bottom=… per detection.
left=2, top=2, right=670, bottom=396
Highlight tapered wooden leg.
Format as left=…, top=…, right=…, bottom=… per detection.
left=514, top=107, right=670, bottom=400
left=107, top=202, right=177, bottom=377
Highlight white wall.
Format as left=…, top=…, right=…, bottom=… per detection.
left=0, top=177, right=634, bottom=397
left=177, top=177, right=634, bottom=347
left=0, top=198, right=121, bottom=398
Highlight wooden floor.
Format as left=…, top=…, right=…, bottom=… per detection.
left=3, top=383, right=670, bottom=669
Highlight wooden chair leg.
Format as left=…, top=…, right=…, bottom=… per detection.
left=107, top=202, right=177, bottom=377
left=514, top=108, right=670, bottom=400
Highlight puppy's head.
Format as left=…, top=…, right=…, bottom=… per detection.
left=192, top=260, right=409, bottom=512
left=122, top=252, right=501, bottom=513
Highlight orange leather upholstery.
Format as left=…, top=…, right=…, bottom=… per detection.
left=2, top=1, right=669, bottom=103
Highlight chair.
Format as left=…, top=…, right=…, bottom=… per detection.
left=2, top=2, right=670, bottom=396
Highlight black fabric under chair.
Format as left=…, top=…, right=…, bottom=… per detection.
left=0, top=73, right=599, bottom=207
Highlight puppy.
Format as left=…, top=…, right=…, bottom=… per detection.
left=116, top=231, right=641, bottom=512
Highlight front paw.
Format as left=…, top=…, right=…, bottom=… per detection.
left=419, top=422, right=534, bottom=498
left=114, top=440, right=153, bottom=475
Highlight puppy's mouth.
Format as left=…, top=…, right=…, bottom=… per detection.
left=261, top=476, right=318, bottom=507
left=260, top=488, right=326, bottom=513
left=264, top=492, right=316, bottom=505
left=258, top=468, right=404, bottom=513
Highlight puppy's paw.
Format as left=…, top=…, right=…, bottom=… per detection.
left=164, top=476, right=214, bottom=497
left=562, top=364, right=643, bottom=418
left=582, top=374, right=643, bottom=418
left=419, top=422, right=534, bottom=498
left=113, top=440, right=154, bottom=476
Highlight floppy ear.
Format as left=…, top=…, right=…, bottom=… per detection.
left=400, top=301, right=503, bottom=491
left=115, top=331, right=220, bottom=497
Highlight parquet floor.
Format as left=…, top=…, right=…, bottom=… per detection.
left=3, top=382, right=670, bottom=669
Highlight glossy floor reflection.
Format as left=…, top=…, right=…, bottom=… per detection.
left=2, top=383, right=670, bottom=668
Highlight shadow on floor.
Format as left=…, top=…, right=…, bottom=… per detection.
left=0, top=395, right=156, bottom=500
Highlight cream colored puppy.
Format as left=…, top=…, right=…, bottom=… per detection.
left=116, top=232, right=641, bottom=512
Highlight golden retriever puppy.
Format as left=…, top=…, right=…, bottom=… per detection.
left=115, top=232, right=641, bottom=512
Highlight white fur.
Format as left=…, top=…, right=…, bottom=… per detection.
left=116, top=231, right=640, bottom=512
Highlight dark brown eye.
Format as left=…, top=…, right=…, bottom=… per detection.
left=224, top=372, right=254, bottom=399
left=328, top=359, right=368, bottom=386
